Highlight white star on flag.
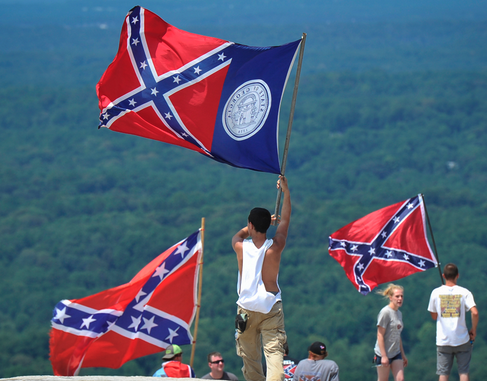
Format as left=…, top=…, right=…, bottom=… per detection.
left=55, top=307, right=71, bottom=324
left=174, top=242, right=189, bottom=257
left=165, top=327, right=180, bottom=343
left=80, top=315, right=96, bottom=329
left=135, top=290, right=147, bottom=302
left=128, top=315, right=142, bottom=330
left=153, top=262, right=170, bottom=280
left=141, top=316, right=158, bottom=334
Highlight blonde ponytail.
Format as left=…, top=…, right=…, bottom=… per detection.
left=376, top=283, right=403, bottom=299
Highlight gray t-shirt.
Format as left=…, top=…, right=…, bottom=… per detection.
left=374, top=305, right=403, bottom=358
left=201, top=371, right=239, bottom=381
left=292, top=358, right=339, bottom=381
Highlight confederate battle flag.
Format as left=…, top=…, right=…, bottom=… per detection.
left=97, top=6, right=302, bottom=174
left=49, top=230, right=202, bottom=376
left=328, top=195, right=437, bottom=295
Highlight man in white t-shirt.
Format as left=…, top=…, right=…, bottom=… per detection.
left=428, top=263, right=479, bottom=381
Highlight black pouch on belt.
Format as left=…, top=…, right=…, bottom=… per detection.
left=235, top=313, right=248, bottom=333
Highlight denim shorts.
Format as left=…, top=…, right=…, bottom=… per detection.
left=374, top=352, right=402, bottom=366
left=437, top=342, right=473, bottom=375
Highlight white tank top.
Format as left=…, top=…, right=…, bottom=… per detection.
left=237, top=238, right=281, bottom=313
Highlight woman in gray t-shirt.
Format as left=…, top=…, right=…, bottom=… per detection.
left=373, top=284, right=408, bottom=381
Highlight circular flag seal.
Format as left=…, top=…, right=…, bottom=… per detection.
left=222, top=80, right=272, bottom=141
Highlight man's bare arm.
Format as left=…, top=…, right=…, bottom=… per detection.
left=232, top=226, right=249, bottom=251
left=470, top=306, right=479, bottom=341
left=273, top=176, right=291, bottom=248
left=232, top=227, right=249, bottom=283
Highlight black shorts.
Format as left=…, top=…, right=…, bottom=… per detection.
left=373, top=352, right=402, bottom=366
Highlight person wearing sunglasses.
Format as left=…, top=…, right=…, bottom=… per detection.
left=202, top=352, right=239, bottom=380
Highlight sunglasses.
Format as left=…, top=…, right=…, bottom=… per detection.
left=210, top=359, right=225, bottom=364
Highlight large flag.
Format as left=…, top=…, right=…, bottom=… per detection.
left=328, top=195, right=437, bottom=295
left=49, top=230, right=202, bottom=376
left=97, top=6, right=302, bottom=174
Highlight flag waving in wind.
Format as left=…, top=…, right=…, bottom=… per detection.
left=97, top=6, right=301, bottom=174
left=49, top=230, right=202, bottom=376
left=328, top=195, right=437, bottom=295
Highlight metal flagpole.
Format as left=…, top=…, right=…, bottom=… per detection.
left=273, top=33, right=306, bottom=223
left=421, top=194, right=444, bottom=285
left=190, top=217, right=205, bottom=367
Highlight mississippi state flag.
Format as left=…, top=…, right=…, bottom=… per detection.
left=328, top=195, right=437, bottom=295
left=97, top=6, right=302, bottom=174
left=49, top=230, right=202, bottom=376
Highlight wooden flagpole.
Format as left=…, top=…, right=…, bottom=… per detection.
left=190, top=217, right=205, bottom=367
left=421, top=194, right=444, bottom=285
left=273, top=33, right=306, bottom=223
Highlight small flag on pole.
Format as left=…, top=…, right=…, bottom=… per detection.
left=49, top=230, right=202, bottom=376
left=328, top=195, right=437, bottom=295
left=97, top=6, right=301, bottom=174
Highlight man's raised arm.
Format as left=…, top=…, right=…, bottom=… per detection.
left=274, top=176, right=291, bottom=247
left=232, top=227, right=249, bottom=251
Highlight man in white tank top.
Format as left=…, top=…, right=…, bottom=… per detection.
left=232, top=176, right=292, bottom=381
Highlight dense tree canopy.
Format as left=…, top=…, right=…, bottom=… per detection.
left=2, top=68, right=486, bottom=380
left=1, top=1, right=486, bottom=380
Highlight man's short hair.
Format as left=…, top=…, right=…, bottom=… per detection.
left=443, top=263, right=459, bottom=280
left=207, top=351, right=222, bottom=363
left=248, top=207, right=271, bottom=233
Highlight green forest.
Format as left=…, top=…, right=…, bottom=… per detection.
left=1, top=1, right=487, bottom=380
